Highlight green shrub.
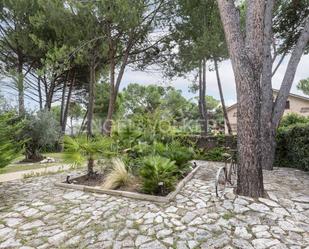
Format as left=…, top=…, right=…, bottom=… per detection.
left=0, top=113, right=25, bottom=167
left=23, top=111, right=61, bottom=161
left=159, top=140, right=194, bottom=174
left=279, top=113, right=309, bottom=128
left=139, top=156, right=177, bottom=195
left=275, top=123, right=309, bottom=171
left=198, top=147, right=228, bottom=161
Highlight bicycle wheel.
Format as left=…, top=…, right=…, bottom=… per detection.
left=228, top=161, right=237, bottom=186
left=215, top=166, right=227, bottom=197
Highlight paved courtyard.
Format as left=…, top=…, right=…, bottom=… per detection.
left=0, top=161, right=308, bottom=249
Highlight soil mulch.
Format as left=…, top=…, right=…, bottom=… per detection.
left=71, top=174, right=106, bottom=186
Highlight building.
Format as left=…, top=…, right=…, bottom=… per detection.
left=225, top=89, right=309, bottom=134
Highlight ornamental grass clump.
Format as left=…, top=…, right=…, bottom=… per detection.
left=102, top=158, right=132, bottom=189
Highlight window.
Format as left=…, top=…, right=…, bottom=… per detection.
left=233, top=112, right=237, bottom=117
left=285, top=100, right=290, bottom=109
left=300, top=107, right=309, bottom=113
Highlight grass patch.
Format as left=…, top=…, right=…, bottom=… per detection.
left=0, top=153, right=65, bottom=175
left=222, top=212, right=235, bottom=220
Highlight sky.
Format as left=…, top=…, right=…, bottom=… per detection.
left=2, top=54, right=309, bottom=111
left=119, top=54, right=309, bottom=107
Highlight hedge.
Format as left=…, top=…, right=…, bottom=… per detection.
left=275, top=123, right=309, bottom=171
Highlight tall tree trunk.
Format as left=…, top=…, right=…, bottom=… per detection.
left=70, top=117, right=74, bottom=136
left=103, top=50, right=116, bottom=135
left=44, top=79, right=55, bottom=111
left=62, top=73, right=75, bottom=134
left=17, top=60, right=24, bottom=116
left=79, top=109, right=88, bottom=135
left=217, top=0, right=264, bottom=197
left=87, top=64, right=96, bottom=137
left=272, top=17, right=309, bottom=128
left=102, top=41, right=131, bottom=135
left=201, top=59, right=208, bottom=134
left=260, top=0, right=275, bottom=170
left=198, top=60, right=208, bottom=135
left=38, top=77, right=43, bottom=110
left=60, top=72, right=69, bottom=129
left=214, top=58, right=232, bottom=135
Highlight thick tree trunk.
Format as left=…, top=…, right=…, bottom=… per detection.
left=217, top=0, right=264, bottom=197
left=87, top=64, right=96, bottom=137
left=260, top=0, right=275, bottom=170
left=236, top=77, right=264, bottom=197
left=214, top=58, right=232, bottom=135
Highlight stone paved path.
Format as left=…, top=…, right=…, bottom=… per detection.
left=0, top=161, right=308, bottom=249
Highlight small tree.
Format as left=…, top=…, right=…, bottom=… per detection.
left=23, top=111, right=61, bottom=161
left=63, top=135, right=115, bottom=177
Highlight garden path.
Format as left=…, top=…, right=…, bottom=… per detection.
left=0, top=161, right=308, bottom=249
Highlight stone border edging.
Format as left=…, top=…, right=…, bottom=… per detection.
left=54, top=164, right=201, bottom=203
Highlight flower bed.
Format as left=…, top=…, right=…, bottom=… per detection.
left=55, top=162, right=200, bottom=203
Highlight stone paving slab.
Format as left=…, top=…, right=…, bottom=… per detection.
left=0, top=161, right=308, bottom=249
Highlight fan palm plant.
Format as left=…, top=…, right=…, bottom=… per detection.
left=139, top=156, right=177, bottom=195
left=63, top=135, right=115, bottom=177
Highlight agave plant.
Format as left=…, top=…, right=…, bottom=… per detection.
left=139, top=156, right=177, bottom=195
left=63, top=135, right=115, bottom=177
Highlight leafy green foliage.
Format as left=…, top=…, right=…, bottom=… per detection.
left=139, top=156, right=177, bottom=195
left=273, top=0, right=309, bottom=54
left=159, top=140, right=194, bottom=172
left=120, top=84, right=199, bottom=123
left=63, top=135, right=115, bottom=167
left=0, top=113, right=25, bottom=167
left=279, top=113, right=309, bottom=128
left=197, top=147, right=228, bottom=162
left=275, top=123, right=309, bottom=171
left=23, top=111, right=61, bottom=160
left=297, top=78, right=309, bottom=96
